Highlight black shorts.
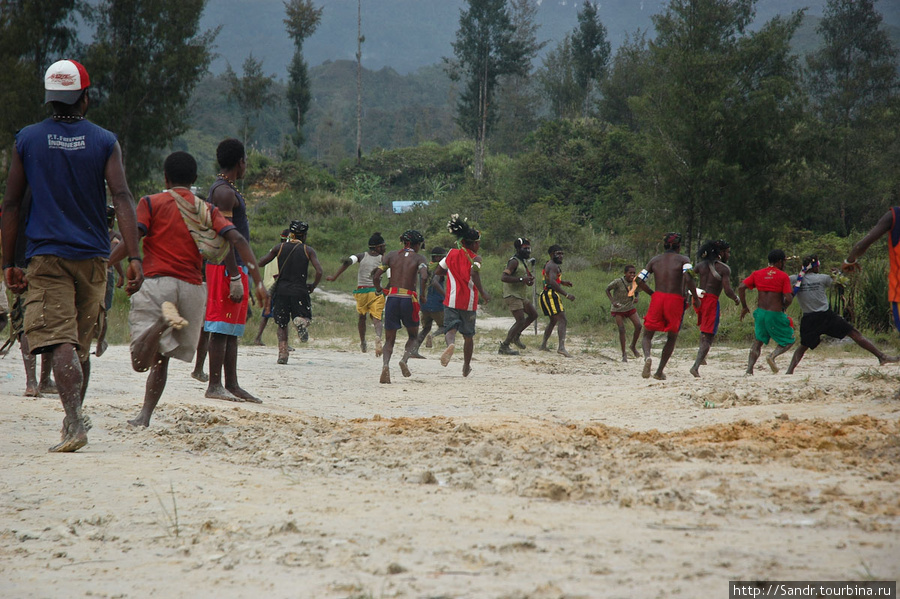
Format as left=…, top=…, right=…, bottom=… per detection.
left=273, top=292, right=312, bottom=327
left=383, top=295, right=419, bottom=331
left=799, top=309, right=854, bottom=350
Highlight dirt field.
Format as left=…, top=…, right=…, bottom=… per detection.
left=1, top=324, right=899, bottom=598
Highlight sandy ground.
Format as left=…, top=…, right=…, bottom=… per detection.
left=1, top=319, right=899, bottom=598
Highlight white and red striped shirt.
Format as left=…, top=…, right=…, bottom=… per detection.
left=441, top=247, right=480, bottom=311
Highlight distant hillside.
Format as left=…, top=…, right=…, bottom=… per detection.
left=199, top=0, right=890, bottom=77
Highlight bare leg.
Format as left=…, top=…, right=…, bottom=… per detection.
left=276, top=325, right=289, bottom=364
left=192, top=330, right=209, bottom=382
left=628, top=313, right=642, bottom=357
left=131, top=302, right=186, bottom=372
left=398, top=326, right=418, bottom=378
left=357, top=313, right=367, bottom=352
left=49, top=343, right=87, bottom=452
left=691, top=332, right=714, bottom=377
left=441, top=328, right=457, bottom=366
left=615, top=315, right=628, bottom=361
left=766, top=343, right=793, bottom=373
left=746, top=339, right=763, bottom=375
left=462, top=335, right=474, bottom=377
left=641, top=328, right=654, bottom=378
left=252, top=317, right=268, bottom=345
left=848, top=329, right=900, bottom=364
left=786, top=344, right=808, bottom=375
left=128, top=355, right=169, bottom=427
left=223, top=336, right=260, bottom=402
left=205, top=332, right=238, bottom=400
left=21, top=334, right=40, bottom=397
left=654, top=331, right=679, bottom=379
left=540, top=317, right=556, bottom=351
left=556, top=314, right=570, bottom=357
left=381, top=327, right=397, bottom=383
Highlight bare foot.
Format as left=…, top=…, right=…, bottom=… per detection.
left=39, top=380, right=58, bottom=394
left=24, top=385, right=42, bottom=398
left=539, top=346, right=550, bottom=352
left=440, top=344, right=455, bottom=367
left=374, top=338, right=383, bottom=357
left=251, top=339, right=265, bottom=346
left=50, top=420, right=87, bottom=453
left=630, top=346, right=640, bottom=358
left=191, top=370, right=209, bottom=383
left=95, top=339, right=108, bottom=357
left=360, top=340, right=367, bottom=353
left=409, top=350, right=426, bottom=359
left=879, top=355, right=900, bottom=365
left=689, top=366, right=700, bottom=378
left=766, top=355, right=779, bottom=373
left=161, top=301, right=188, bottom=330
left=652, top=371, right=666, bottom=380
left=462, top=363, right=472, bottom=377
left=745, top=369, right=754, bottom=376
left=228, top=386, right=262, bottom=404
left=425, top=334, right=433, bottom=348
left=642, top=358, right=652, bottom=379
left=399, top=361, right=411, bottom=378
left=127, top=416, right=149, bottom=428
left=513, top=337, right=526, bottom=350
left=622, top=355, right=628, bottom=363
left=380, top=366, right=391, bottom=384
left=205, top=384, right=241, bottom=402
left=557, top=348, right=572, bottom=358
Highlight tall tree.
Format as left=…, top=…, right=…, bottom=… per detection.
left=537, top=36, right=582, bottom=120
left=284, top=0, right=323, bottom=149
left=447, top=0, right=530, bottom=180
left=630, top=0, right=805, bottom=263
left=356, top=0, right=363, bottom=164
left=598, top=31, right=650, bottom=130
left=0, top=0, right=83, bottom=172
left=492, top=0, right=546, bottom=155
left=805, top=0, right=900, bottom=235
left=225, top=54, right=278, bottom=149
left=571, top=1, right=611, bottom=116
left=84, top=0, right=216, bottom=184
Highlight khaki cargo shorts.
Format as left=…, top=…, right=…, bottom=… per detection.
left=24, top=255, right=107, bottom=362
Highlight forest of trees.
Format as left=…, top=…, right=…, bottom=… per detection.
left=1, top=0, right=899, bottom=275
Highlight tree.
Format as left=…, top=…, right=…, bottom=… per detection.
left=225, top=54, right=278, bottom=149
left=84, top=0, right=217, bottom=184
left=491, top=0, right=546, bottom=155
left=805, top=0, right=900, bottom=235
left=598, top=31, right=650, bottom=130
left=571, top=1, right=611, bottom=116
left=630, top=0, right=805, bottom=264
left=537, top=36, right=582, bottom=120
left=283, top=0, right=323, bottom=149
left=447, top=0, right=530, bottom=181
left=0, top=0, right=83, bottom=172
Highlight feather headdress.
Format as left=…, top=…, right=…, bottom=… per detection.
left=447, top=214, right=481, bottom=242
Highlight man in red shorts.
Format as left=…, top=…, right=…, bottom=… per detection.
left=689, top=240, right=739, bottom=377
left=606, top=264, right=642, bottom=362
left=738, top=249, right=794, bottom=374
left=635, top=232, right=700, bottom=380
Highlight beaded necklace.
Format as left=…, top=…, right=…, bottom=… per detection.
left=52, top=114, right=84, bottom=122
left=216, top=173, right=238, bottom=189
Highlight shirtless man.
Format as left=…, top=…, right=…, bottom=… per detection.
left=689, top=240, right=739, bottom=377
left=635, top=232, right=700, bottom=380
left=539, top=245, right=575, bottom=357
left=326, top=232, right=386, bottom=355
left=499, top=237, right=536, bottom=355
left=738, top=249, right=794, bottom=375
left=373, top=230, right=427, bottom=383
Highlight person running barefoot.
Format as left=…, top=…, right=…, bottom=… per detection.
left=373, top=231, right=427, bottom=383
left=689, top=240, right=739, bottom=377
left=738, top=249, right=794, bottom=375
left=606, top=265, right=642, bottom=362
left=326, top=232, right=386, bottom=355
left=433, top=215, right=490, bottom=377
left=539, top=245, right=575, bottom=357
left=499, top=237, right=537, bottom=356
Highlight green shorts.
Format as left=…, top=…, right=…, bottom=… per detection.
left=753, top=308, right=794, bottom=346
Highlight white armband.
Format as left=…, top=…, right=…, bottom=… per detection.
left=683, top=263, right=693, bottom=273
left=472, top=262, right=482, bottom=271
left=418, top=262, right=427, bottom=269
left=638, top=269, right=649, bottom=281
left=349, top=255, right=359, bottom=265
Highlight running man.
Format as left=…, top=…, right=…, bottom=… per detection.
left=786, top=254, right=898, bottom=374
left=326, top=232, right=386, bottom=355
left=433, top=214, right=490, bottom=377
left=257, top=220, right=323, bottom=364
left=689, top=240, right=739, bottom=377
left=635, top=233, right=700, bottom=380
left=499, top=237, right=537, bottom=355
left=606, top=265, right=642, bottom=362
left=372, top=230, right=427, bottom=383
left=539, top=245, right=575, bottom=357
left=738, top=249, right=794, bottom=375
left=412, top=246, right=447, bottom=357
left=126, top=152, right=267, bottom=427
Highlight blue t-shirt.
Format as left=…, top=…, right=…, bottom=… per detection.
left=422, top=265, right=445, bottom=312
left=16, top=118, right=117, bottom=260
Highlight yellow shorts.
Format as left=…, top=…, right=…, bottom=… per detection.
left=355, top=290, right=385, bottom=319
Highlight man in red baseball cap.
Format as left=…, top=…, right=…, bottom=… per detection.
left=1, top=59, right=144, bottom=452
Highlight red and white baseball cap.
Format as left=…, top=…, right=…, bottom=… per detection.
left=44, top=59, right=91, bottom=105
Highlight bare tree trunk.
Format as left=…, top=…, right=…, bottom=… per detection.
left=474, top=60, right=489, bottom=182
left=356, top=0, right=363, bottom=165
